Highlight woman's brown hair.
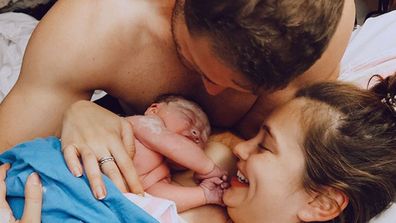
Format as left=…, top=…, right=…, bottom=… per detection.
left=295, top=74, right=396, bottom=223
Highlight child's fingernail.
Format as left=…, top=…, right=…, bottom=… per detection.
left=95, top=186, right=106, bottom=200
left=28, top=172, right=41, bottom=186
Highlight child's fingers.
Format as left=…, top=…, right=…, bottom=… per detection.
left=221, top=182, right=230, bottom=189
left=208, top=177, right=224, bottom=186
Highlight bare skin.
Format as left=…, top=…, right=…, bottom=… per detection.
left=124, top=99, right=226, bottom=212
left=0, top=0, right=355, bottom=147
left=175, top=140, right=238, bottom=223
left=0, top=164, right=43, bottom=223
left=0, top=0, right=356, bottom=218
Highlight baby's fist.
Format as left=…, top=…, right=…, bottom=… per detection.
left=199, top=177, right=225, bottom=205
left=195, top=165, right=227, bottom=181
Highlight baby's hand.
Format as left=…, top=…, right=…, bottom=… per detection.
left=194, top=164, right=228, bottom=182
left=199, top=177, right=226, bottom=205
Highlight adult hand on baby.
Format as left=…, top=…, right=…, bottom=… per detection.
left=199, top=177, right=227, bottom=206
left=0, top=164, right=42, bottom=223
left=61, top=100, right=143, bottom=199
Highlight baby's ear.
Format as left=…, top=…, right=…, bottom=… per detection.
left=145, top=103, right=159, bottom=115
left=297, top=187, right=349, bottom=222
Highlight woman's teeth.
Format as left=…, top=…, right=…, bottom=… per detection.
left=237, top=170, right=249, bottom=184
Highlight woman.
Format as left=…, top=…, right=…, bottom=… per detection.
left=2, top=74, right=396, bottom=222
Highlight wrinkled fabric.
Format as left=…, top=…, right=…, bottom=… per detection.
left=125, top=193, right=186, bottom=223
left=340, top=10, right=396, bottom=87
left=0, top=12, right=105, bottom=102
left=0, top=137, right=158, bottom=223
left=0, top=12, right=37, bottom=102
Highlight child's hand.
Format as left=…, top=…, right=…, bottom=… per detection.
left=194, top=164, right=228, bottom=182
left=199, top=177, right=226, bottom=205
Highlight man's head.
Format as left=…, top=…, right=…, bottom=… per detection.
left=172, top=0, right=346, bottom=94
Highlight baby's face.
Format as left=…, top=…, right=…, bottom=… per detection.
left=224, top=99, right=311, bottom=223
left=155, top=100, right=209, bottom=147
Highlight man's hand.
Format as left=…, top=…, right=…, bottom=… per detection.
left=0, top=164, right=42, bottom=223
left=61, top=100, right=143, bottom=199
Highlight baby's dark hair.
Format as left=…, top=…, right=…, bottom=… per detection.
left=295, top=74, right=396, bottom=223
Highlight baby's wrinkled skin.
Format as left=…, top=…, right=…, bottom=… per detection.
left=126, top=98, right=227, bottom=212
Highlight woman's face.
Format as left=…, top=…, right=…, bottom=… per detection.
left=223, top=99, right=312, bottom=223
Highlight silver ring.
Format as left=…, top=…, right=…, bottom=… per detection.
left=98, top=156, right=115, bottom=167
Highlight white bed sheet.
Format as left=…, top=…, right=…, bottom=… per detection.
left=340, top=10, right=396, bottom=87
left=0, top=12, right=37, bottom=102
left=0, top=10, right=396, bottom=222
left=340, top=10, right=396, bottom=223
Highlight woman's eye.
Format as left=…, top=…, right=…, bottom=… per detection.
left=258, top=143, right=271, bottom=153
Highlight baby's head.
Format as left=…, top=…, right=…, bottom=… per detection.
left=224, top=75, right=396, bottom=223
left=145, top=94, right=210, bottom=147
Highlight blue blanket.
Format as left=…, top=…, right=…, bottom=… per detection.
left=0, top=137, right=157, bottom=223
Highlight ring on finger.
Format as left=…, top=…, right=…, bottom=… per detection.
left=98, top=156, right=115, bottom=167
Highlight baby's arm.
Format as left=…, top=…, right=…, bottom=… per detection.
left=126, top=116, right=221, bottom=176
left=146, top=178, right=224, bottom=212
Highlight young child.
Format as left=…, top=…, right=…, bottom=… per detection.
left=123, top=95, right=227, bottom=212
left=223, top=74, right=396, bottom=223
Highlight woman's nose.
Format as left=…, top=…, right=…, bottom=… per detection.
left=233, top=140, right=254, bottom=160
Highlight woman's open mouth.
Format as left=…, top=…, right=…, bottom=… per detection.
left=230, top=170, right=249, bottom=188
left=236, top=170, right=249, bottom=184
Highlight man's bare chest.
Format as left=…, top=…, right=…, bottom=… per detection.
left=104, top=40, right=257, bottom=129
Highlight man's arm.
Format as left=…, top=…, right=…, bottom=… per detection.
left=0, top=0, right=150, bottom=150
left=127, top=116, right=216, bottom=175
left=0, top=0, right=144, bottom=197
left=0, top=0, right=98, bottom=150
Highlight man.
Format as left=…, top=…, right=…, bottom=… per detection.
left=0, top=0, right=355, bottom=200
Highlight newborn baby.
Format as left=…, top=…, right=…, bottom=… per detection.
left=124, top=95, right=227, bottom=212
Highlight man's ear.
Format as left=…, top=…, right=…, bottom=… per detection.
left=297, top=187, right=349, bottom=222
left=145, top=103, right=159, bottom=115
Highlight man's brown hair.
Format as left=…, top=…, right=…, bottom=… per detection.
left=184, top=0, right=345, bottom=91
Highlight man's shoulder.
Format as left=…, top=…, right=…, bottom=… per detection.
left=51, top=0, right=172, bottom=38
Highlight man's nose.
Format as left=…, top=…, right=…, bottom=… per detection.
left=203, top=79, right=226, bottom=95
left=206, top=85, right=226, bottom=95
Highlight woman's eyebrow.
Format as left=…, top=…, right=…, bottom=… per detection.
left=261, top=124, right=276, bottom=141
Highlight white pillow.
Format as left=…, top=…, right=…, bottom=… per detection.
left=340, top=11, right=396, bottom=223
